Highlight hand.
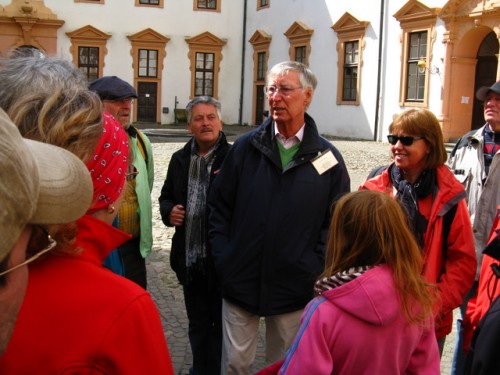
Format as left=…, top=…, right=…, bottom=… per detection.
left=169, top=204, right=185, bottom=226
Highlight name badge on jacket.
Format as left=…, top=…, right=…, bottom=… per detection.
left=311, top=149, right=338, bottom=175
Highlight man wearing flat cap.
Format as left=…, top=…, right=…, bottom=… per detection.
left=90, top=76, right=154, bottom=289
left=448, top=80, right=500, bottom=374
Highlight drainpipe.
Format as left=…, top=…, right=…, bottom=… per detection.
left=373, top=0, right=385, bottom=141
left=238, top=0, right=248, bottom=125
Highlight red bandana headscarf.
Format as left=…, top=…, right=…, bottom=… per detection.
left=86, top=112, right=129, bottom=214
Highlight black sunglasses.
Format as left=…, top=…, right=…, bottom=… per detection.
left=387, top=135, right=424, bottom=146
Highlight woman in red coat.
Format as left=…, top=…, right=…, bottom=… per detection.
left=462, top=206, right=500, bottom=360
left=0, top=114, right=174, bottom=374
left=361, top=108, right=476, bottom=354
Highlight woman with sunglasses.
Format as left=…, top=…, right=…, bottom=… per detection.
left=361, top=108, right=476, bottom=355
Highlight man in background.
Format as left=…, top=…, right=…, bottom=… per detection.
left=90, top=76, right=154, bottom=289
left=159, top=96, right=230, bottom=375
left=448, top=80, right=500, bottom=374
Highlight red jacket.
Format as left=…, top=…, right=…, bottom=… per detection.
left=463, top=205, right=500, bottom=351
left=0, top=215, right=174, bottom=375
left=362, top=164, right=476, bottom=338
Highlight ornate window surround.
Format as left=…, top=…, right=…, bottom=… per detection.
left=127, top=28, right=169, bottom=122
left=284, top=21, right=313, bottom=66
left=249, top=29, right=272, bottom=125
left=193, top=0, right=221, bottom=12
left=186, top=31, right=226, bottom=99
left=66, top=25, right=110, bottom=79
left=394, top=0, right=439, bottom=108
left=332, top=12, right=369, bottom=106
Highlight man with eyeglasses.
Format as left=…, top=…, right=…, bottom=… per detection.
left=448, top=81, right=500, bottom=374
left=0, top=108, right=93, bottom=354
left=208, top=61, right=350, bottom=374
left=90, top=76, right=154, bottom=289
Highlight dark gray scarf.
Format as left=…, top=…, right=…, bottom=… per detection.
left=185, top=137, right=220, bottom=279
left=390, top=164, right=434, bottom=248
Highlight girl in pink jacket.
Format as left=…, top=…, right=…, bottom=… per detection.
left=278, top=190, right=440, bottom=374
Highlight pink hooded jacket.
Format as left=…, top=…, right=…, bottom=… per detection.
left=278, top=265, right=440, bottom=375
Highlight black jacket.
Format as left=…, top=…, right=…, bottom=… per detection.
left=158, top=133, right=231, bottom=286
left=208, top=114, right=350, bottom=315
left=465, top=294, right=500, bottom=375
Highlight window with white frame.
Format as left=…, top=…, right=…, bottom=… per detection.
left=343, top=41, right=359, bottom=101
left=295, top=46, right=306, bottom=65
left=195, top=52, right=214, bottom=96
left=196, top=0, right=216, bottom=10
left=78, top=46, right=99, bottom=82
left=257, top=52, right=266, bottom=81
left=394, top=1, right=438, bottom=107
left=139, top=49, right=158, bottom=78
left=332, top=13, right=368, bottom=106
left=406, top=31, right=427, bottom=102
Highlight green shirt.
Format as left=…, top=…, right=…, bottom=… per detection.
left=277, top=140, right=301, bottom=169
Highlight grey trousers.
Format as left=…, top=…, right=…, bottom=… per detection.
left=221, top=299, right=303, bottom=375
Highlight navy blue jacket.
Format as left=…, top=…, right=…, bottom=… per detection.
left=465, top=294, right=500, bottom=375
left=208, top=114, right=350, bottom=315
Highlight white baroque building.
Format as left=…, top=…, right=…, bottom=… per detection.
left=0, top=0, right=499, bottom=141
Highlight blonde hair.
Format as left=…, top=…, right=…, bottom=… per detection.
left=389, top=108, right=447, bottom=169
left=0, top=56, right=102, bottom=163
left=0, top=55, right=103, bottom=256
left=322, top=190, right=434, bottom=324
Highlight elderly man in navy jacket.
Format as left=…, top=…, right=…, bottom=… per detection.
left=208, top=61, right=350, bottom=374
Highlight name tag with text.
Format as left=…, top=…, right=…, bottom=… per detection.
left=311, top=150, right=337, bottom=175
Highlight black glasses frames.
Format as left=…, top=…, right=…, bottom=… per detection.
left=387, top=135, right=424, bottom=146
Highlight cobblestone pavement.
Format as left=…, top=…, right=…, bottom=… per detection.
left=144, top=127, right=456, bottom=374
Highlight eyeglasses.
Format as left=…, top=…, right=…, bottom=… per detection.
left=126, top=166, right=139, bottom=181
left=387, top=135, right=424, bottom=146
left=264, top=85, right=303, bottom=97
left=0, top=227, right=57, bottom=278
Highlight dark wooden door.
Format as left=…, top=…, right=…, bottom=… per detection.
left=472, top=32, right=499, bottom=131
left=137, top=82, right=157, bottom=123
left=255, top=84, right=266, bottom=125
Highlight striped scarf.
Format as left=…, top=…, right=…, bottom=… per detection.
left=314, top=266, right=373, bottom=295
left=185, top=137, right=220, bottom=280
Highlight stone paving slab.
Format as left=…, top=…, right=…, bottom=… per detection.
left=146, top=139, right=456, bottom=375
